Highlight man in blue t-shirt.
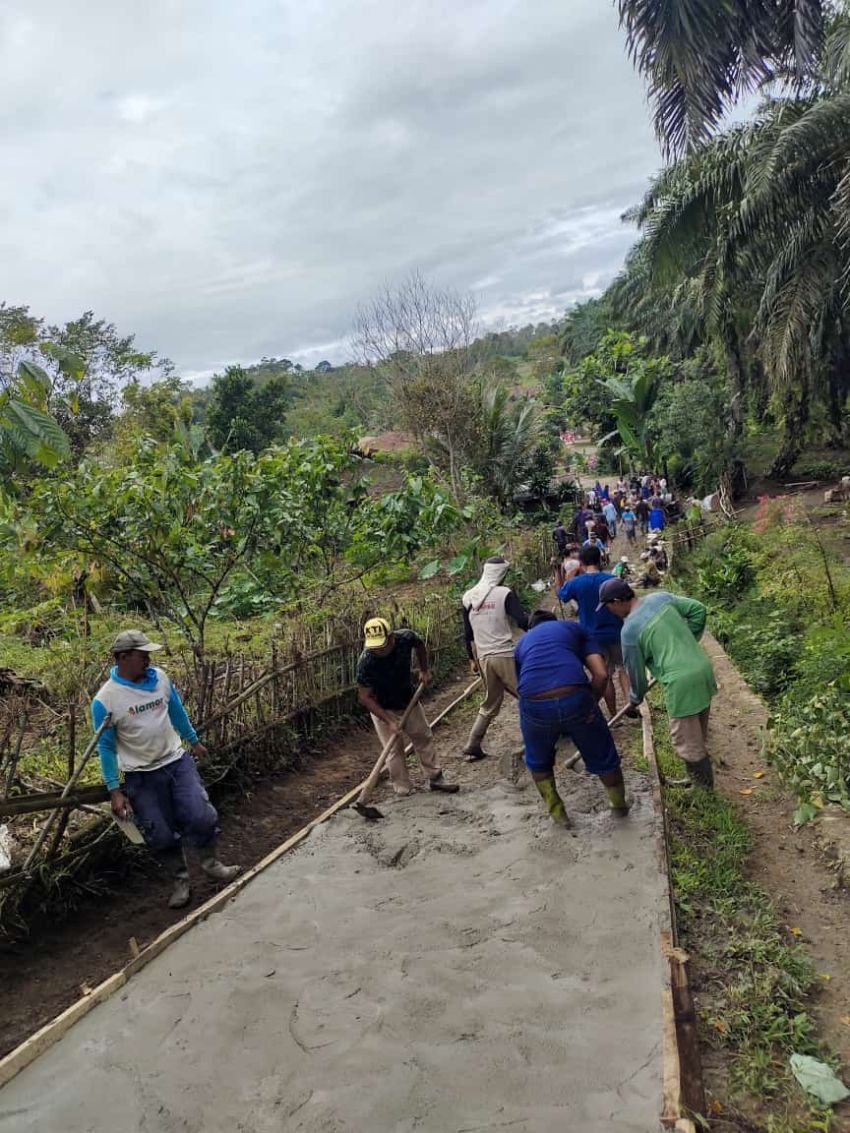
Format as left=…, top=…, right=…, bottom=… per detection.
left=514, top=610, right=628, bottom=826
left=558, top=545, right=638, bottom=721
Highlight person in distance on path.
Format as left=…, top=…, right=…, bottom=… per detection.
left=552, top=519, right=569, bottom=559
left=634, top=496, right=650, bottom=535
left=514, top=610, right=629, bottom=825
left=602, top=498, right=618, bottom=539
left=598, top=579, right=718, bottom=788
left=558, top=545, right=637, bottom=721
left=356, top=618, right=459, bottom=797
left=461, top=557, right=528, bottom=761
left=92, top=630, right=240, bottom=910
left=561, top=543, right=582, bottom=586
left=621, top=503, right=638, bottom=546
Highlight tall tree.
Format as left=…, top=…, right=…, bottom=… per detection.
left=618, top=0, right=827, bottom=155
left=206, top=365, right=289, bottom=454
left=353, top=272, right=479, bottom=496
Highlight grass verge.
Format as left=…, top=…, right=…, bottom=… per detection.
left=649, top=687, right=840, bottom=1133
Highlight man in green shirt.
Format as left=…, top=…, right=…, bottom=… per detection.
left=598, top=579, right=718, bottom=787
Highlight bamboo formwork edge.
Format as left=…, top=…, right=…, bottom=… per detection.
left=641, top=703, right=704, bottom=1133
left=0, top=676, right=482, bottom=1093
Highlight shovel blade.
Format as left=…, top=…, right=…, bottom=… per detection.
left=353, top=802, right=384, bottom=822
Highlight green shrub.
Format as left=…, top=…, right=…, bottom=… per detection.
left=711, top=604, right=800, bottom=700
left=792, top=460, right=849, bottom=482
left=695, top=535, right=754, bottom=601
left=678, top=514, right=850, bottom=818
left=771, top=682, right=850, bottom=811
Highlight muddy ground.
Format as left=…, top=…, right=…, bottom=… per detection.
left=0, top=685, right=663, bottom=1133
left=0, top=673, right=479, bottom=1059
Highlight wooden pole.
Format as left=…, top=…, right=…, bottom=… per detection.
left=0, top=785, right=110, bottom=818
left=23, top=714, right=112, bottom=871
left=668, top=945, right=706, bottom=1119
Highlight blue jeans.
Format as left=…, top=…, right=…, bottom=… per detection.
left=124, top=751, right=218, bottom=852
left=520, top=689, right=620, bottom=776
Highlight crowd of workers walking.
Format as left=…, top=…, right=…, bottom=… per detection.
left=90, top=472, right=717, bottom=908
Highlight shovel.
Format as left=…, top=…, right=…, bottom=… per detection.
left=565, top=679, right=657, bottom=771
left=353, top=682, right=426, bottom=821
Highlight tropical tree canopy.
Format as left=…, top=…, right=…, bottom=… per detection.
left=606, top=5, right=850, bottom=476
left=618, top=0, right=828, bottom=155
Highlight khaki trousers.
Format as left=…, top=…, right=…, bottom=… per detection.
left=477, top=652, right=518, bottom=721
left=370, top=704, right=441, bottom=793
left=669, top=708, right=711, bottom=764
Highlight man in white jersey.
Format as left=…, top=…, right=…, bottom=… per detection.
left=461, top=557, right=528, bottom=761
left=92, top=630, right=239, bottom=909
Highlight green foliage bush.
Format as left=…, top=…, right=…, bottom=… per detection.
left=791, top=461, right=849, bottom=483
left=710, top=602, right=800, bottom=699
left=682, top=516, right=850, bottom=815
left=771, top=683, right=850, bottom=813
left=695, top=535, right=754, bottom=600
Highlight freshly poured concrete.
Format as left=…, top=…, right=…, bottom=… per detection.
left=1, top=776, right=664, bottom=1132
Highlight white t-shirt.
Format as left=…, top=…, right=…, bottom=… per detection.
left=93, top=667, right=183, bottom=774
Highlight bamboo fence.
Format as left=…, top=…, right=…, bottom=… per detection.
left=0, top=529, right=551, bottom=929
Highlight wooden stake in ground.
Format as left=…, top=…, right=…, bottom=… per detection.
left=353, top=683, right=426, bottom=820
left=22, top=713, right=112, bottom=872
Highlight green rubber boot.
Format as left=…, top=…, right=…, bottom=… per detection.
left=535, top=776, right=570, bottom=827
left=606, top=784, right=630, bottom=816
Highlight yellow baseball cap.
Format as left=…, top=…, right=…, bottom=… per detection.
left=363, top=617, right=391, bottom=649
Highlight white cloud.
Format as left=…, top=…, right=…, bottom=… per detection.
left=114, top=94, right=166, bottom=124
left=0, top=0, right=660, bottom=374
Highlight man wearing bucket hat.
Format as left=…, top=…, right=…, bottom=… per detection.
left=91, top=630, right=240, bottom=909
left=597, top=580, right=718, bottom=788
left=356, top=618, right=459, bottom=797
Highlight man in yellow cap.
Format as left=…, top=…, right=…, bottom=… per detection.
left=356, top=618, right=459, bottom=797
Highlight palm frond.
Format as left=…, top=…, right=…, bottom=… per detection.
left=618, top=0, right=826, bottom=156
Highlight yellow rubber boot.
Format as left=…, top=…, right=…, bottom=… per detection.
left=534, top=776, right=570, bottom=827
left=606, top=784, right=630, bottom=816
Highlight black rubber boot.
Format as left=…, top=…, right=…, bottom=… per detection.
left=429, top=772, right=460, bottom=794
left=686, top=756, right=714, bottom=789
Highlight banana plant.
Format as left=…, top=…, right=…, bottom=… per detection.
left=590, top=332, right=667, bottom=467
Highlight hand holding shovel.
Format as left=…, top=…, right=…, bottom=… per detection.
left=353, top=683, right=426, bottom=821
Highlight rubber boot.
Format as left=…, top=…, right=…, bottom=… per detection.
left=686, top=756, right=714, bottom=789
left=606, top=784, right=630, bottom=817
left=199, top=842, right=241, bottom=882
left=463, top=713, right=491, bottom=761
left=168, top=874, right=191, bottom=909
left=166, top=848, right=191, bottom=909
left=534, top=776, right=570, bottom=827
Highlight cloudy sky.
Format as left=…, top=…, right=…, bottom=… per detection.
left=0, top=1, right=661, bottom=378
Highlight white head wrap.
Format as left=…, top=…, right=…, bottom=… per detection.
left=465, top=559, right=510, bottom=611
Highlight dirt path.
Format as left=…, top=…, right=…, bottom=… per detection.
left=0, top=674, right=475, bottom=1059
left=0, top=686, right=663, bottom=1132
left=703, top=634, right=850, bottom=1071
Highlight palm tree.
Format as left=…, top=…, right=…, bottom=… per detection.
left=616, top=40, right=850, bottom=474
left=472, top=385, right=544, bottom=508
left=617, top=0, right=827, bottom=155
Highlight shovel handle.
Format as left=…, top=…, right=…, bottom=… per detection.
left=565, top=679, right=657, bottom=770
left=358, top=682, right=426, bottom=805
